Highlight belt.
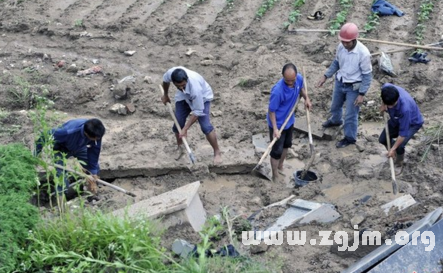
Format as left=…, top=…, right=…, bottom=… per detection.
left=338, top=77, right=361, bottom=85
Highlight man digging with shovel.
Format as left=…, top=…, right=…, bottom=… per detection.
left=161, top=66, right=222, bottom=165
left=35, top=118, right=106, bottom=199
left=379, top=83, right=424, bottom=170
left=267, top=63, right=312, bottom=183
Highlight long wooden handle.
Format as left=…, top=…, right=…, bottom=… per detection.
left=53, top=163, right=136, bottom=197
left=371, top=41, right=443, bottom=56
left=256, top=91, right=301, bottom=166
left=384, top=112, right=397, bottom=194
left=359, top=37, right=443, bottom=51
left=159, top=84, right=193, bottom=155
left=302, top=67, right=313, bottom=149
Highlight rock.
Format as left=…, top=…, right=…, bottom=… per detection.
left=350, top=213, right=366, bottom=226
left=92, top=59, right=99, bottom=64
left=321, top=60, right=330, bottom=67
left=124, top=50, right=136, bottom=56
left=66, top=64, right=78, bottom=73
left=114, top=76, right=135, bottom=99
left=143, top=76, right=153, bottom=84
left=109, top=103, right=127, bottom=115
left=200, top=60, right=213, bottom=66
left=247, top=196, right=262, bottom=206
left=202, top=54, right=214, bottom=60
left=250, top=241, right=269, bottom=254
left=215, top=70, right=222, bottom=76
left=185, top=48, right=196, bottom=56
left=211, top=110, right=223, bottom=117
left=22, top=60, right=33, bottom=69
left=54, top=60, right=66, bottom=68
left=125, top=103, right=136, bottom=114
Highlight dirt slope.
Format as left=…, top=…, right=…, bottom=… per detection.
left=1, top=0, right=443, bottom=271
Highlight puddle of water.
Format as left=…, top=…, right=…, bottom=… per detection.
left=201, top=176, right=236, bottom=193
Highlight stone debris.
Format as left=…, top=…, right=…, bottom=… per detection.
left=381, top=194, right=416, bottom=215
left=76, top=65, right=102, bottom=77
left=124, top=50, right=136, bottom=56
left=109, top=103, right=127, bottom=115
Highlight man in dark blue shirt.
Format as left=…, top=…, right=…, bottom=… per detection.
left=267, top=63, right=312, bottom=182
left=379, top=84, right=423, bottom=166
left=36, top=118, right=106, bottom=195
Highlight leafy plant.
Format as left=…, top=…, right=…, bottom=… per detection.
left=329, top=0, right=353, bottom=34
left=415, top=0, right=435, bottom=44
left=363, top=11, right=379, bottom=32
left=283, top=0, right=305, bottom=28
left=420, top=122, right=443, bottom=162
left=73, top=19, right=84, bottom=28
left=227, top=0, right=234, bottom=9
left=0, top=144, right=40, bottom=272
left=256, top=0, right=279, bottom=18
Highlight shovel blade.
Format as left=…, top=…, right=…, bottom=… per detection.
left=392, top=180, right=398, bottom=195
left=188, top=152, right=196, bottom=165
left=252, top=163, right=273, bottom=181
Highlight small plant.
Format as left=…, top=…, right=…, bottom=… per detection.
left=7, top=76, right=33, bottom=109
left=420, top=122, right=443, bottom=162
left=415, top=0, right=435, bottom=44
left=363, top=11, right=379, bottom=32
left=73, top=19, right=84, bottom=28
left=283, top=0, right=305, bottom=29
left=256, top=0, right=279, bottom=18
left=329, top=0, right=353, bottom=34
left=226, top=0, right=234, bottom=9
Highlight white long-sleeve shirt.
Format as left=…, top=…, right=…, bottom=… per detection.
left=163, top=66, right=213, bottom=116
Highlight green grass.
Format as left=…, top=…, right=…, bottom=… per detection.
left=0, top=144, right=40, bottom=273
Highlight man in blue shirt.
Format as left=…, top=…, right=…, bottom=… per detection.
left=162, top=67, right=222, bottom=165
left=36, top=118, right=106, bottom=195
left=316, top=23, right=373, bottom=149
left=379, top=84, right=424, bottom=166
left=267, top=63, right=312, bottom=182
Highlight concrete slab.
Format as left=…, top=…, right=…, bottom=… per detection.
left=256, top=199, right=340, bottom=240
left=112, top=181, right=207, bottom=231
left=293, top=116, right=324, bottom=139
left=381, top=194, right=417, bottom=215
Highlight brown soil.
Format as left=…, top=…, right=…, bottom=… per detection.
left=2, top=0, right=443, bottom=272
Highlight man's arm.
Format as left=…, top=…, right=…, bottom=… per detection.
left=86, top=140, right=101, bottom=175
left=317, top=59, right=340, bottom=87
left=300, top=86, right=312, bottom=111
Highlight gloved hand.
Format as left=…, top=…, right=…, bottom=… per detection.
left=86, top=174, right=99, bottom=195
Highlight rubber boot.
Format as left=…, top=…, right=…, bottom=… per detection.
left=395, top=153, right=404, bottom=167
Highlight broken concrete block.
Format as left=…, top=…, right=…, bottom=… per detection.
left=381, top=194, right=416, bottom=215
left=109, top=103, right=127, bottom=115
left=172, top=239, right=195, bottom=258
left=143, top=76, right=153, bottom=84
left=252, top=133, right=268, bottom=155
left=125, top=103, right=136, bottom=114
left=351, top=213, right=366, bottom=226
left=112, top=181, right=206, bottom=232
left=256, top=199, right=340, bottom=241
left=250, top=241, right=269, bottom=254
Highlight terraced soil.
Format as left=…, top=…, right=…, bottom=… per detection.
left=2, top=0, right=443, bottom=271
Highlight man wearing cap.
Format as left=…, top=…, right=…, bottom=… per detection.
left=379, top=83, right=423, bottom=167
left=316, top=22, right=373, bottom=148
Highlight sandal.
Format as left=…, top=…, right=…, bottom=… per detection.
left=307, top=11, right=324, bottom=20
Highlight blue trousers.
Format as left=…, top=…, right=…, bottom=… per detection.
left=378, top=123, right=422, bottom=155
left=173, top=101, right=214, bottom=135
left=329, top=80, right=360, bottom=142
left=55, top=148, right=88, bottom=193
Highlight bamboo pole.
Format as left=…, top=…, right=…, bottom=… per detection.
left=371, top=41, right=443, bottom=56
left=359, top=37, right=443, bottom=51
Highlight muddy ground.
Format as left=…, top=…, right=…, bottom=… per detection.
left=2, top=0, right=443, bottom=272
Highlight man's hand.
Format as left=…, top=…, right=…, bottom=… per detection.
left=354, top=95, right=364, bottom=106
left=387, top=148, right=396, bottom=158
left=316, top=75, right=327, bottom=88
left=86, top=174, right=99, bottom=195
left=161, top=95, right=171, bottom=105
left=379, top=104, right=387, bottom=113
left=304, top=98, right=313, bottom=111
left=273, top=130, right=281, bottom=139
left=179, top=128, right=188, bottom=138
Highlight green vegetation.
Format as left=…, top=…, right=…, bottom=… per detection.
left=0, top=144, right=40, bottom=272
left=283, top=0, right=305, bottom=29
left=329, top=0, right=353, bottom=34
left=420, top=122, right=442, bottom=162
left=256, top=0, right=279, bottom=18
left=74, top=19, right=84, bottom=28
left=415, top=0, right=435, bottom=44
left=227, top=0, right=235, bottom=9
left=363, top=11, right=380, bottom=33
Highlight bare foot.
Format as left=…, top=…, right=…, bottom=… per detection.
left=278, top=169, right=287, bottom=177
left=213, top=153, right=222, bottom=165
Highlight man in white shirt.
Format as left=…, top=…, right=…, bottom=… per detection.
left=316, top=23, right=373, bottom=148
left=162, top=66, right=222, bottom=165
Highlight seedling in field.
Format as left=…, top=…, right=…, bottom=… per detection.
left=363, top=12, right=379, bottom=33
left=256, top=0, right=279, bottom=18
left=283, top=0, right=305, bottom=29
left=329, top=0, right=353, bottom=34
left=415, top=0, right=435, bottom=44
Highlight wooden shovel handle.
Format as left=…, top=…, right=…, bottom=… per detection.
left=159, top=84, right=193, bottom=155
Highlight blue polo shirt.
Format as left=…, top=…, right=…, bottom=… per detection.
left=36, top=119, right=102, bottom=174
left=384, top=83, right=424, bottom=137
left=267, top=74, right=303, bottom=130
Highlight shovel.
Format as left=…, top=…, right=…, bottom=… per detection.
left=159, top=84, right=196, bottom=165
left=252, top=91, right=301, bottom=180
left=52, top=163, right=137, bottom=197
left=383, top=112, right=398, bottom=195
left=300, top=67, right=315, bottom=180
